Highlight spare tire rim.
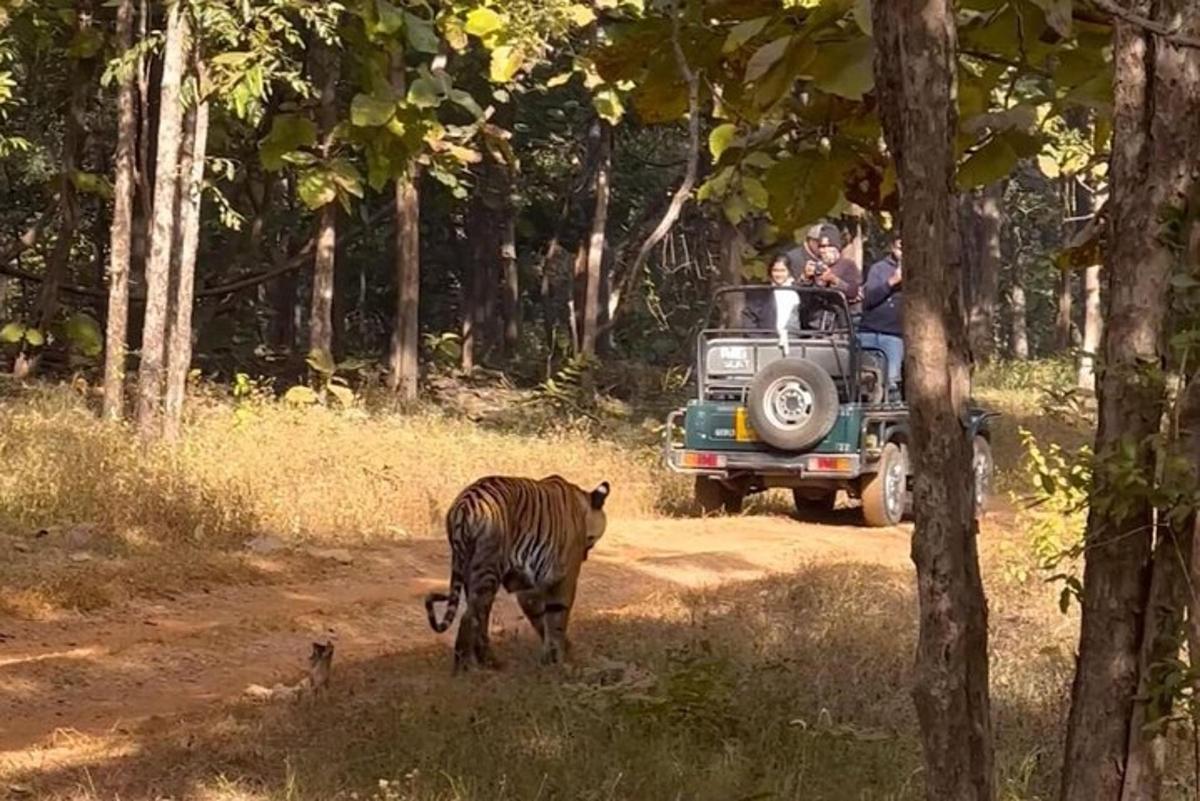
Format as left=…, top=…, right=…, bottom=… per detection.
left=885, top=453, right=905, bottom=522
left=763, top=377, right=815, bottom=429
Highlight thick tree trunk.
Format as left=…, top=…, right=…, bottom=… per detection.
left=872, top=3, right=994, bottom=800
left=163, top=74, right=209, bottom=441
left=308, top=41, right=339, bottom=360
left=1060, top=6, right=1200, bottom=801
left=134, top=1, right=188, bottom=435
left=102, top=0, right=138, bottom=421
left=580, top=120, right=611, bottom=357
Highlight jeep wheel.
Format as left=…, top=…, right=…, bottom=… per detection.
left=746, top=358, right=840, bottom=451
left=792, top=488, right=836, bottom=520
left=694, top=476, right=744, bottom=515
left=861, top=443, right=906, bottom=527
left=973, top=435, right=994, bottom=515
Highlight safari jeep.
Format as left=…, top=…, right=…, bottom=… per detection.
left=663, top=284, right=997, bottom=527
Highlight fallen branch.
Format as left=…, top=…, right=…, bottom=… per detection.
left=598, top=1, right=701, bottom=336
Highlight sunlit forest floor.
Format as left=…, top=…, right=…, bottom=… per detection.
left=2, top=360, right=1166, bottom=801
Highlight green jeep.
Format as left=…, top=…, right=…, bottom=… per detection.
left=663, top=284, right=997, bottom=527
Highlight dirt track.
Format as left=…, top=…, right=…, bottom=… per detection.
left=0, top=514, right=913, bottom=769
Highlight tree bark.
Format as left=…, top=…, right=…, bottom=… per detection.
left=580, top=119, right=611, bottom=357
left=163, top=67, right=209, bottom=441
left=872, top=3, right=995, bottom=800
left=134, top=1, right=188, bottom=436
left=718, top=216, right=744, bottom=328
left=308, top=41, right=339, bottom=360
left=386, top=51, right=421, bottom=400
left=969, top=184, right=1002, bottom=363
left=102, top=0, right=139, bottom=421
left=1055, top=266, right=1073, bottom=352
left=1059, top=6, right=1200, bottom=801
left=1009, top=262, right=1030, bottom=360
left=1079, top=264, right=1103, bottom=391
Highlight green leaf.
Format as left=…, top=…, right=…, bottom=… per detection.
left=351, top=93, right=397, bottom=127
left=722, top=17, right=769, bottom=54
left=328, top=383, right=355, bottom=409
left=70, top=170, right=114, bottom=199
left=64, top=312, right=102, bottom=357
left=465, top=7, right=504, bottom=38
left=306, top=348, right=337, bottom=375
left=1037, top=154, right=1061, bottom=178
left=259, top=114, right=317, bottom=171
left=211, top=51, right=255, bottom=68
left=1030, top=0, right=1071, bottom=37
left=67, top=27, right=104, bottom=59
left=708, top=123, right=737, bottom=161
left=489, top=45, right=524, bottom=83
left=23, top=327, right=44, bottom=347
left=448, top=89, right=485, bottom=119
left=745, top=36, right=792, bottom=83
left=743, top=176, right=769, bottom=209
left=376, top=0, right=405, bottom=34
left=809, top=37, right=875, bottom=101
left=408, top=76, right=441, bottom=109
left=0, top=321, right=24, bottom=343
left=283, top=385, right=320, bottom=406
left=281, top=151, right=319, bottom=167
left=852, top=0, right=872, bottom=35
left=546, top=71, right=574, bottom=88
left=329, top=159, right=365, bottom=199
left=297, top=169, right=338, bottom=209
left=405, top=12, right=440, bottom=54
left=567, top=4, right=597, bottom=26
left=593, top=87, right=625, bottom=124
left=957, top=136, right=1019, bottom=189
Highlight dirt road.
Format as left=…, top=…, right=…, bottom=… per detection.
left=0, top=514, right=912, bottom=768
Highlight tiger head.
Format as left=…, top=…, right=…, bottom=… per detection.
left=583, top=481, right=610, bottom=558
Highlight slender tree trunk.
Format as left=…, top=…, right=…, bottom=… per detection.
left=1060, top=6, right=1200, bottom=800
left=581, top=120, right=611, bottom=357
left=308, top=41, right=339, bottom=360
left=1009, top=261, right=1030, bottom=359
left=1078, top=264, right=1102, bottom=390
left=718, top=216, right=745, bottom=327
left=872, top=3, right=994, bottom=800
left=134, top=1, right=188, bottom=435
left=386, top=51, right=421, bottom=399
left=102, top=0, right=138, bottom=421
left=163, top=65, right=209, bottom=441
left=1055, top=267, right=1073, bottom=352
left=967, top=183, right=1002, bottom=362
left=840, top=204, right=865, bottom=272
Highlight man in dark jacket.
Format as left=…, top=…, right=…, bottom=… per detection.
left=858, top=236, right=903, bottom=396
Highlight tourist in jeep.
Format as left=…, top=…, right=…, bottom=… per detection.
left=859, top=235, right=904, bottom=397
left=742, top=256, right=801, bottom=333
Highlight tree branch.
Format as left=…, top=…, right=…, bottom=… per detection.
left=599, top=1, right=701, bottom=336
left=1090, top=0, right=1200, bottom=49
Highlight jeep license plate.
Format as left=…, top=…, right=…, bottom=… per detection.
left=734, top=407, right=758, bottom=442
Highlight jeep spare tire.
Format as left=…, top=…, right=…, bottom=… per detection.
left=746, top=357, right=840, bottom=451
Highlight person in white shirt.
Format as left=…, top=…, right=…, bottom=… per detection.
left=743, top=257, right=801, bottom=334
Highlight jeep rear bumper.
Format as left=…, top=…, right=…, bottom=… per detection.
left=663, top=408, right=863, bottom=479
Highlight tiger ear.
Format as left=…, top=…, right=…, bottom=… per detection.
left=590, top=481, right=610, bottom=510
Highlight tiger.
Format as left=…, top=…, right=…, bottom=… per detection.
left=424, top=474, right=610, bottom=673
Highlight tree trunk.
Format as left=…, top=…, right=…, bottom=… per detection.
left=718, top=216, right=745, bottom=327
left=308, top=41, right=339, bottom=360
left=134, top=1, right=188, bottom=435
left=1078, top=264, right=1102, bottom=390
left=1009, top=261, right=1030, bottom=360
left=872, top=3, right=995, bottom=800
left=1055, top=266, right=1073, bottom=353
left=580, top=120, right=611, bottom=357
left=840, top=204, right=865, bottom=272
left=386, top=51, right=421, bottom=399
left=388, top=171, right=420, bottom=397
left=102, top=0, right=138, bottom=421
left=162, top=67, right=209, bottom=441
left=1059, top=6, right=1200, bottom=801
left=968, top=184, right=1001, bottom=363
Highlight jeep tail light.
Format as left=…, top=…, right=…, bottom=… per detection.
left=809, top=456, right=852, bottom=472
left=681, top=451, right=726, bottom=469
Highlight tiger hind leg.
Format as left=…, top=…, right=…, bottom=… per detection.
left=516, top=590, right=546, bottom=642
left=455, top=566, right=501, bottom=672
left=539, top=581, right=576, bottom=666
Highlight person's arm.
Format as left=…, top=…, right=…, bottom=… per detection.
left=862, top=261, right=894, bottom=310
left=826, top=260, right=860, bottom=300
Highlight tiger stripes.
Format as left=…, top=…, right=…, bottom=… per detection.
left=424, top=474, right=610, bottom=673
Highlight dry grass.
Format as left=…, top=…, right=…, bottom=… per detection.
left=5, top=545, right=1098, bottom=801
